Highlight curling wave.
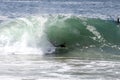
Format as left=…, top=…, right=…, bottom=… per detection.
left=0, top=15, right=120, bottom=56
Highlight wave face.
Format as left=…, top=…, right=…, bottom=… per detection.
left=46, top=16, right=120, bottom=46
left=0, top=15, right=120, bottom=57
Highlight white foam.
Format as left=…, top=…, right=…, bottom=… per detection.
left=86, top=25, right=105, bottom=43
left=0, top=76, right=21, bottom=80
left=86, top=25, right=101, bottom=39
left=0, top=16, right=8, bottom=20
left=0, top=16, right=55, bottom=55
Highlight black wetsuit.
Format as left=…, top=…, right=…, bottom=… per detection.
left=117, top=18, right=120, bottom=23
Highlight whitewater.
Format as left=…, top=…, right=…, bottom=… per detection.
left=0, top=0, right=120, bottom=80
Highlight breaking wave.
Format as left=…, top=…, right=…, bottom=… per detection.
left=0, top=15, right=120, bottom=58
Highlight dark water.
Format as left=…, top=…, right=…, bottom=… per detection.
left=0, top=0, right=120, bottom=80
left=0, top=0, right=120, bottom=18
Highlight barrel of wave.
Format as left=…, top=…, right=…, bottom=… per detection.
left=45, top=16, right=120, bottom=51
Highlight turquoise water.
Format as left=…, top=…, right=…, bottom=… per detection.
left=0, top=16, right=120, bottom=80
left=0, top=0, right=120, bottom=80
left=0, top=16, right=120, bottom=58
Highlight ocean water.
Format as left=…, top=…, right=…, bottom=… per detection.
left=0, top=0, right=120, bottom=80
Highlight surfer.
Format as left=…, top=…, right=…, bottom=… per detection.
left=57, top=43, right=66, bottom=48
left=117, top=17, right=120, bottom=23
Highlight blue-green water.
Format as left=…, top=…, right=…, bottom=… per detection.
left=0, top=15, right=120, bottom=80
left=0, top=0, right=120, bottom=80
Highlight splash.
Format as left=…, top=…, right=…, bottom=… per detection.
left=0, top=16, right=55, bottom=55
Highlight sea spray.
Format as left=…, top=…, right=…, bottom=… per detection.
left=0, top=16, right=55, bottom=55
